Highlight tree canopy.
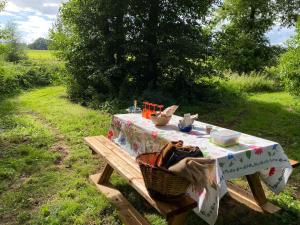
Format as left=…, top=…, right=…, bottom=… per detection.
left=28, top=37, right=50, bottom=50
left=212, top=0, right=299, bottom=73
left=51, top=0, right=219, bottom=104
left=50, top=0, right=300, bottom=103
left=2, top=22, right=27, bottom=62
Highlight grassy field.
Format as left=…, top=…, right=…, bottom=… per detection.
left=26, top=50, right=57, bottom=62
left=0, top=86, right=299, bottom=225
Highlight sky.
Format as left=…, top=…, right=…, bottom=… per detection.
left=0, top=0, right=296, bottom=45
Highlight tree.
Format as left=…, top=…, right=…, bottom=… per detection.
left=0, top=0, right=7, bottom=54
left=51, top=0, right=218, bottom=104
left=28, top=37, right=50, bottom=50
left=0, top=0, right=5, bottom=11
left=3, top=22, right=27, bottom=62
left=275, top=0, right=300, bottom=27
left=212, top=0, right=300, bottom=73
left=278, top=18, right=300, bottom=95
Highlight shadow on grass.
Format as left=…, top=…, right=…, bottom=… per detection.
left=179, top=96, right=300, bottom=186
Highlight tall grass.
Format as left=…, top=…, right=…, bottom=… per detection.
left=221, top=71, right=280, bottom=93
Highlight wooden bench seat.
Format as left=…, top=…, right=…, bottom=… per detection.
left=85, top=135, right=197, bottom=225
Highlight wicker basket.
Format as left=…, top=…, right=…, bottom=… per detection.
left=136, top=152, right=190, bottom=202
left=150, top=114, right=172, bottom=126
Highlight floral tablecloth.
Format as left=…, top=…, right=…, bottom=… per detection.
left=108, top=113, right=293, bottom=225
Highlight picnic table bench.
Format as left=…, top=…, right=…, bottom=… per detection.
left=85, top=135, right=299, bottom=225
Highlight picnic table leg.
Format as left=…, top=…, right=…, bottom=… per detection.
left=167, top=212, right=188, bottom=225
left=90, top=146, right=97, bottom=155
left=245, top=173, right=267, bottom=206
left=97, top=163, right=114, bottom=184
left=227, top=173, right=280, bottom=213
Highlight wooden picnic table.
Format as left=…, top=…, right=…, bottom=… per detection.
left=85, top=113, right=298, bottom=224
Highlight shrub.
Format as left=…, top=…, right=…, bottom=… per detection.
left=0, top=66, right=19, bottom=97
left=279, top=50, right=300, bottom=96
left=0, top=60, right=68, bottom=99
left=278, top=23, right=300, bottom=95
left=277, top=19, right=300, bottom=96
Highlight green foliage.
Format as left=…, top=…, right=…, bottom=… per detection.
left=0, top=60, right=67, bottom=98
left=51, top=0, right=218, bottom=105
left=212, top=0, right=298, bottom=73
left=278, top=19, right=300, bottom=96
left=0, top=0, right=6, bottom=11
left=275, top=0, right=300, bottom=26
left=220, top=71, right=280, bottom=93
left=213, top=0, right=276, bottom=73
left=2, top=22, right=27, bottom=62
left=28, top=37, right=50, bottom=50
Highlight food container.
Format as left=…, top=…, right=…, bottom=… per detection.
left=210, top=130, right=241, bottom=147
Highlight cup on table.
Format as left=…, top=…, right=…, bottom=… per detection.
left=206, top=125, right=213, bottom=134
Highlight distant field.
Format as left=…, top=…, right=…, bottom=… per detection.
left=26, top=50, right=58, bottom=61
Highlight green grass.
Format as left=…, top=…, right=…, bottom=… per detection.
left=0, top=86, right=299, bottom=225
left=26, top=50, right=57, bottom=62
left=220, top=72, right=279, bottom=93
left=0, top=87, right=118, bottom=225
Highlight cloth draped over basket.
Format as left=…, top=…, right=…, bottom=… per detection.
left=169, top=156, right=221, bottom=225
left=169, top=157, right=216, bottom=189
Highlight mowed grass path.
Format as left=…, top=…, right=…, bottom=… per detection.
left=0, top=87, right=299, bottom=225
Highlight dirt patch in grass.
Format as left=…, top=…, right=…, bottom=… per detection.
left=51, top=144, right=69, bottom=165
left=24, top=111, right=70, bottom=164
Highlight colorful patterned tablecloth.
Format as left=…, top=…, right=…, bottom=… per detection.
left=108, top=113, right=293, bottom=225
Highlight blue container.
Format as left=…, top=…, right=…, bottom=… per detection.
left=178, top=124, right=193, bottom=133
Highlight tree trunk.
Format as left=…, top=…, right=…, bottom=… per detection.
left=146, top=0, right=160, bottom=89
left=249, top=5, right=256, bottom=33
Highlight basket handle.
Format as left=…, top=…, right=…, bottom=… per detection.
left=154, top=149, right=163, bottom=167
